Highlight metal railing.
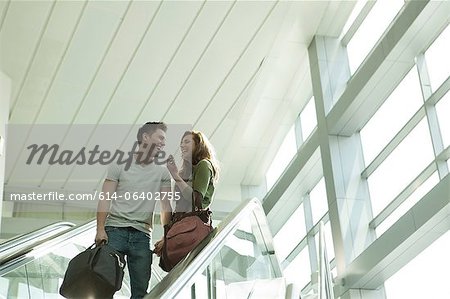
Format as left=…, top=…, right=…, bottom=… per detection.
left=147, top=197, right=281, bottom=299
left=0, top=221, right=76, bottom=265
left=0, top=220, right=95, bottom=275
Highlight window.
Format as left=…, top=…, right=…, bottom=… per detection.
left=310, top=178, right=328, bottom=224
left=273, top=203, right=306, bottom=262
left=266, top=125, right=297, bottom=190
left=346, top=0, right=404, bottom=74
left=435, top=92, right=450, bottom=149
left=300, top=96, right=317, bottom=141
left=361, top=67, right=423, bottom=164
left=384, top=231, right=450, bottom=299
left=376, top=172, right=439, bottom=236
left=424, top=24, right=450, bottom=92
left=340, top=0, right=369, bottom=40
left=283, top=248, right=311, bottom=289
left=368, top=119, right=434, bottom=216
left=314, top=221, right=335, bottom=261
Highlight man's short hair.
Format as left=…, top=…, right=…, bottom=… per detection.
left=137, top=122, right=167, bottom=144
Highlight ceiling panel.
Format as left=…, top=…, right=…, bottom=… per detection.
left=162, top=1, right=276, bottom=124
left=195, top=3, right=289, bottom=133
left=9, top=1, right=87, bottom=124
left=72, top=1, right=161, bottom=124
left=0, top=1, right=10, bottom=30
left=100, top=1, right=204, bottom=124
left=135, top=1, right=235, bottom=125
left=35, top=1, right=129, bottom=124
left=1, top=0, right=55, bottom=113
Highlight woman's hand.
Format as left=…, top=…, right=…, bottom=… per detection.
left=154, top=239, right=164, bottom=257
left=166, top=155, right=179, bottom=178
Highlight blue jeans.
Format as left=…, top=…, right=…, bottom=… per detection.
left=105, top=226, right=152, bottom=299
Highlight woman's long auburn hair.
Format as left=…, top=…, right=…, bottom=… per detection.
left=179, top=131, right=220, bottom=183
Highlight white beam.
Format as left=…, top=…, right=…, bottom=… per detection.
left=335, top=174, right=450, bottom=295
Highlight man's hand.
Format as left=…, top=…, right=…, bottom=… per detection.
left=96, top=179, right=116, bottom=246
left=95, top=228, right=108, bottom=246
left=154, top=239, right=164, bottom=257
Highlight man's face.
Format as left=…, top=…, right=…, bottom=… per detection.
left=142, top=128, right=166, bottom=157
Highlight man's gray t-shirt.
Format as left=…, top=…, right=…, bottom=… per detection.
left=104, top=161, right=171, bottom=234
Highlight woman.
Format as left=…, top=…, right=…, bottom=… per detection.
left=154, top=130, right=219, bottom=255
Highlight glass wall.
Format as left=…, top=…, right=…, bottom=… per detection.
left=265, top=125, right=296, bottom=190
left=435, top=92, right=450, bottom=148
left=273, top=203, right=306, bottom=262
left=360, top=67, right=423, bottom=164
left=384, top=231, right=450, bottom=299
left=424, top=24, right=449, bottom=92
left=309, top=178, right=327, bottom=225
left=367, top=118, right=434, bottom=216
left=300, top=96, right=317, bottom=142
left=346, top=0, right=404, bottom=74
left=283, top=248, right=311, bottom=290
left=264, top=2, right=449, bottom=298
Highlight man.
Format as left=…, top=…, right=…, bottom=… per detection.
left=95, top=122, right=172, bottom=299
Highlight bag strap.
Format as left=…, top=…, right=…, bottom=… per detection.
left=192, top=192, right=198, bottom=212
left=88, top=245, right=103, bottom=269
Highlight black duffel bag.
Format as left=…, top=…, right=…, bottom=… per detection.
left=59, top=243, right=126, bottom=298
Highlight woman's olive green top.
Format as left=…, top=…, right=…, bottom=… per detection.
left=192, top=159, right=215, bottom=208
left=175, top=159, right=215, bottom=212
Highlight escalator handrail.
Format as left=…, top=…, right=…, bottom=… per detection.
left=0, top=221, right=76, bottom=261
left=0, top=219, right=95, bottom=272
left=0, top=221, right=75, bottom=250
left=147, top=197, right=281, bottom=299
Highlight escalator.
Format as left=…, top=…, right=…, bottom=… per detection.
left=0, top=198, right=286, bottom=299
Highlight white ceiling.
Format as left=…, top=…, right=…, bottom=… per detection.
left=0, top=0, right=355, bottom=211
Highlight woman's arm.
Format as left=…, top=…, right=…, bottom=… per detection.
left=167, top=156, right=212, bottom=210
left=166, top=159, right=196, bottom=206
left=191, top=160, right=213, bottom=209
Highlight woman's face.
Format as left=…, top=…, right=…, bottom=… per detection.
left=180, top=134, right=195, bottom=161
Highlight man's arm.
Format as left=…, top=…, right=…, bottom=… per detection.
left=95, top=179, right=117, bottom=245
left=154, top=186, right=172, bottom=256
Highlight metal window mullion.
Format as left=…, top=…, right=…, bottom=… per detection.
left=362, top=106, right=426, bottom=178
left=303, top=193, right=318, bottom=274
left=369, top=161, right=437, bottom=229
left=416, top=54, right=449, bottom=178
left=424, top=76, right=450, bottom=106
left=282, top=212, right=330, bottom=267
left=295, top=114, right=304, bottom=149
left=206, top=265, right=215, bottom=299
left=281, top=237, right=308, bottom=269
left=191, top=284, right=196, bottom=299
left=341, top=0, right=377, bottom=46
left=437, top=145, right=450, bottom=162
